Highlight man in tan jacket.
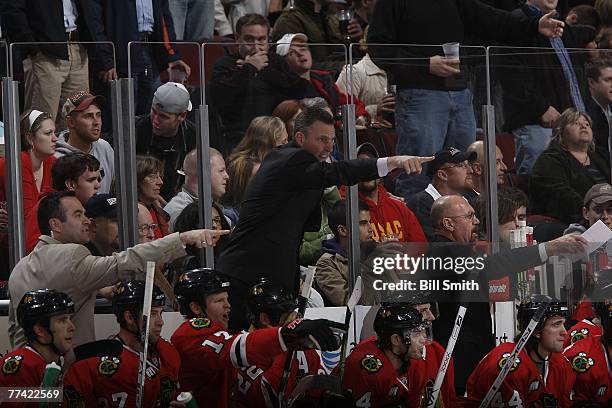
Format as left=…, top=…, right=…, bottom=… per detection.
left=9, top=191, right=227, bottom=348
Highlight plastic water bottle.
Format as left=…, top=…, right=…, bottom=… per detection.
left=176, top=392, right=198, bottom=408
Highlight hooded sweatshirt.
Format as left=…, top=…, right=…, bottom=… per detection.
left=54, top=131, right=115, bottom=194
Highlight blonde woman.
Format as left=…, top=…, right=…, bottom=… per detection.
left=530, top=108, right=611, bottom=223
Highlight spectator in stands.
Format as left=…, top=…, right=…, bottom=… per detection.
left=368, top=0, right=566, bottom=192
left=530, top=108, right=611, bottom=224
left=566, top=4, right=601, bottom=28
left=0, top=110, right=57, bottom=224
left=500, top=0, right=596, bottom=175
left=136, top=156, right=169, bottom=238
left=230, top=116, right=288, bottom=162
left=223, top=155, right=261, bottom=225
left=164, top=148, right=228, bottom=229
left=277, top=33, right=368, bottom=124
left=565, top=182, right=612, bottom=234
left=271, top=0, right=362, bottom=61
left=351, top=0, right=377, bottom=32
left=136, top=82, right=196, bottom=201
left=169, top=0, right=215, bottom=41
left=586, top=59, right=612, bottom=151
left=273, top=99, right=302, bottom=139
left=405, top=147, right=476, bottom=241
left=465, top=140, right=508, bottom=197
left=89, top=0, right=190, bottom=116
left=344, top=143, right=427, bottom=243
left=217, top=105, right=434, bottom=330
left=315, top=199, right=373, bottom=306
left=9, top=190, right=226, bottom=348
left=336, top=42, right=393, bottom=123
left=83, top=193, right=119, bottom=256
left=299, top=185, right=341, bottom=266
left=211, top=13, right=307, bottom=154
left=55, top=92, right=114, bottom=194
left=474, top=192, right=521, bottom=243
left=137, top=202, right=156, bottom=243
left=25, top=153, right=101, bottom=253
left=214, top=0, right=284, bottom=35
left=498, top=186, right=529, bottom=225
left=1, top=0, right=96, bottom=126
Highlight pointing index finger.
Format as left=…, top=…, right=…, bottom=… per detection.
left=419, top=156, right=435, bottom=163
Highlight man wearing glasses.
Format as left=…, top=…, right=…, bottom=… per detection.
left=405, top=147, right=477, bottom=241
left=427, top=194, right=587, bottom=395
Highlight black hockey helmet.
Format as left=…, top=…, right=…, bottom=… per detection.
left=247, top=278, right=298, bottom=326
left=18, top=289, right=75, bottom=341
left=383, top=290, right=439, bottom=321
left=174, top=268, right=230, bottom=317
left=516, top=294, right=568, bottom=333
left=112, top=280, right=165, bottom=321
left=374, top=302, right=427, bottom=347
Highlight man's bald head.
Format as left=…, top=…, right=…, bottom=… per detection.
left=431, top=195, right=479, bottom=243
left=466, top=141, right=507, bottom=191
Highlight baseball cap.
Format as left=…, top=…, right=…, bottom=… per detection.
left=152, top=82, right=193, bottom=114
left=427, top=147, right=477, bottom=177
left=62, top=91, right=105, bottom=117
left=276, top=33, right=308, bottom=57
left=356, top=142, right=379, bottom=159
left=85, top=194, right=118, bottom=219
left=584, top=183, right=612, bottom=206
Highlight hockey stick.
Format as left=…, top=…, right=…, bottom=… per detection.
left=478, top=296, right=552, bottom=408
left=278, top=266, right=316, bottom=408
left=136, top=261, right=156, bottom=408
left=426, top=305, right=467, bottom=408
left=338, top=276, right=362, bottom=382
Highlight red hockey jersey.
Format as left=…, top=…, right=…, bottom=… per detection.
left=563, top=319, right=603, bottom=348
left=406, top=341, right=457, bottom=408
left=465, top=342, right=574, bottom=407
left=342, top=337, right=410, bottom=407
left=170, top=317, right=286, bottom=408
left=62, top=338, right=180, bottom=407
left=563, top=335, right=611, bottom=404
left=0, top=346, right=49, bottom=408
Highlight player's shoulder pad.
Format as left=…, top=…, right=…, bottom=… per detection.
left=360, top=354, right=383, bottom=374
left=496, top=351, right=521, bottom=373
left=97, top=354, right=122, bottom=377
left=189, top=317, right=212, bottom=329
left=1, top=354, right=25, bottom=376
left=74, top=339, right=123, bottom=362
left=569, top=350, right=595, bottom=373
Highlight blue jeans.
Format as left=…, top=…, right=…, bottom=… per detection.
left=394, top=88, right=477, bottom=195
left=132, top=45, right=157, bottom=116
left=169, top=0, right=215, bottom=41
left=512, top=125, right=552, bottom=174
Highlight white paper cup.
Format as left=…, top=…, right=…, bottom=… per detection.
left=442, top=42, right=460, bottom=59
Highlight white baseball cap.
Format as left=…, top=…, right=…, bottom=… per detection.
left=276, top=33, right=308, bottom=57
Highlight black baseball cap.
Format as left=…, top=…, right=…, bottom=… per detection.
left=427, top=147, right=477, bottom=177
left=356, top=142, right=379, bottom=159
left=85, top=194, right=118, bottom=219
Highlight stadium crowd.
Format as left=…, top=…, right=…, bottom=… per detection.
left=0, top=0, right=610, bottom=406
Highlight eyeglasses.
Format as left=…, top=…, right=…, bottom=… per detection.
left=439, top=161, right=469, bottom=171
left=446, top=212, right=477, bottom=221
left=145, top=173, right=162, bottom=182
left=138, top=223, right=158, bottom=233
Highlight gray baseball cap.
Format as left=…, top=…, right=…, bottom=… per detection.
left=152, top=82, right=193, bottom=114
left=584, top=183, right=612, bottom=206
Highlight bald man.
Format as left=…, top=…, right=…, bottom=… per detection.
left=164, top=148, right=229, bottom=230
left=427, top=195, right=587, bottom=394
left=466, top=141, right=508, bottom=196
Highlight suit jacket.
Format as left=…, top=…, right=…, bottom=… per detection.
left=89, top=0, right=181, bottom=74
left=8, top=233, right=187, bottom=348
left=217, top=141, right=379, bottom=292
left=1, top=0, right=97, bottom=60
left=585, top=96, right=611, bottom=152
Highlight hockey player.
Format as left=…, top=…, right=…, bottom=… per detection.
left=564, top=316, right=603, bottom=348
left=342, top=302, right=430, bottom=407
left=563, top=275, right=612, bottom=404
left=465, top=296, right=574, bottom=407
left=172, top=268, right=343, bottom=408
left=62, top=280, right=180, bottom=407
left=0, top=290, right=75, bottom=407
left=233, top=278, right=326, bottom=407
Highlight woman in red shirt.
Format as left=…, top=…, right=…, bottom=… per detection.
left=0, top=109, right=57, bottom=230
left=136, top=155, right=169, bottom=238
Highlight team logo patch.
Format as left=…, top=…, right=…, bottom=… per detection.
left=2, top=355, right=23, bottom=375
left=98, top=356, right=121, bottom=376
left=571, top=352, right=594, bottom=373
left=533, top=393, right=557, bottom=407
left=189, top=317, right=211, bottom=329
left=497, top=353, right=521, bottom=372
left=361, top=354, right=383, bottom=373
left=570, top=328, right=590, bottom=344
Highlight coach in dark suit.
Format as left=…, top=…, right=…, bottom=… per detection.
left=427, top=195, right=587, bottom=394
left=217, top=106, right=434, bottom=330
